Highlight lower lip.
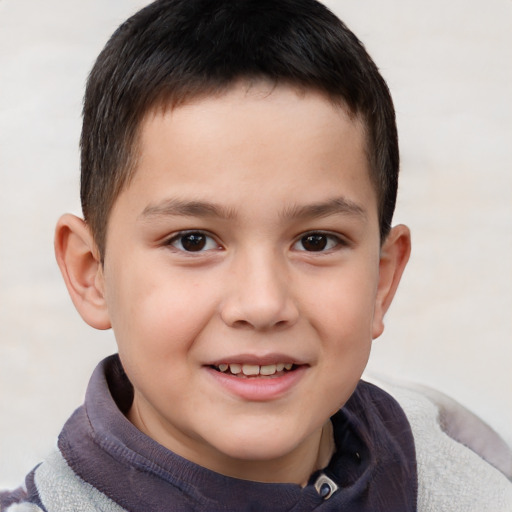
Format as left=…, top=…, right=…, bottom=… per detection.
left=204, top=366, right=307, bottom=401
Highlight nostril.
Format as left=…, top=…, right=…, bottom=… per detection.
left=231, top=319, right=252, bottom=329
left=231, top=318, right=290, bottom=330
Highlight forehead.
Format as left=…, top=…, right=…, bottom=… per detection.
left=117, top=83, right=377, bottom=224
left=138, top=81, right=367, bottom=163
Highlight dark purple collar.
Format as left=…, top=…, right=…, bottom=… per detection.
left=57, top=355, right=417, bottom=511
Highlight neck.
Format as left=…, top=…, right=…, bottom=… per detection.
left=210, top=420, right=335, bottom=486
left=129, top=397, right=335, bottom=485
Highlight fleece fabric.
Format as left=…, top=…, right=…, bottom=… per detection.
left=3, top=355, right=512, bottom=511
left=1, top=355, right=417, bottom=511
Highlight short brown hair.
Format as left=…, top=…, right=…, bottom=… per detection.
left=81, top=0, right=399, bottom=258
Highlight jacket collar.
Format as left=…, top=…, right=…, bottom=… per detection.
left=58, top=355, right=417, bottom=511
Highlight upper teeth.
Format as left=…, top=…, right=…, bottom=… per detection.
left=217, top=363, right=293, bottom=376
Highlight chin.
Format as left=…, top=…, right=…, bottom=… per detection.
left=224, top=443, right=289, bottom=462
left=208, top=423, right=309, bottom=463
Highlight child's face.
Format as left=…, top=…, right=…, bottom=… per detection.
left=97, top=83, right=400, bottom=481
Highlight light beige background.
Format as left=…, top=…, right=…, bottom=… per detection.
left=1, top=0, right=511, bottom=488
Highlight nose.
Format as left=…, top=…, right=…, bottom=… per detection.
left=220, top=249, right=299, bottom=331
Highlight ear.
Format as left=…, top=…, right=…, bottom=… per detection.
left=54, top=214, right=111, bottom=330
left=372, top=224, right=411, bottom=339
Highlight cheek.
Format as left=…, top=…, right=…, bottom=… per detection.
left=305, top=267, right=379, bottom=341
left=106, top=261, right=219, bottom=359
left=303, top=265, right=377, bottom=402
left=316, top=293, right=374, bottom=409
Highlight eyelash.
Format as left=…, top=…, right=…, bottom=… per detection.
left=164, top=230, right=346, bottom=254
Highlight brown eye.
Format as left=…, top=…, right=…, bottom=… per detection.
left=301, top=234, right=328, bottom=251
left=169, top=232, right=218, bottom=252
left=293, top=232, right=342, bottom=252
left=181, top=233, right=206, bottom=251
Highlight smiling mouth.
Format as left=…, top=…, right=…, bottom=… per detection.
left=211, top=362, right=298, bottom=378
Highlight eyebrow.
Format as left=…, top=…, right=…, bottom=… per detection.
left=140, top=198, right=236, bottom=220
left=139, top=196, right=366, bottom=222
left=280, top=197, right=367, bottom=221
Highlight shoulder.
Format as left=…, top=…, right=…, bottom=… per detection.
left=366, top=377, right=512, bottom=512
left=0, top=504, right=43, bottom=512
left=1, top=449, right=126, bottom=512
left=1, top=483, right=40, bottom=512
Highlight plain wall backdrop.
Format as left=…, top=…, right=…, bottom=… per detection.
left=1, top=0, right=511, bottom=488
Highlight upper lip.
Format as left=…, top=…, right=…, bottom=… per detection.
left=206, top=353, right=308, bottom=367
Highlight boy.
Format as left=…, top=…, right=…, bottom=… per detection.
left=1, top=0, right=511, bottom=510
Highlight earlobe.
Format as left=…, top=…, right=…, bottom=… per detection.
left=372, top=224, right=411, bottom=339
left=54, top=214, right=111, bottom=330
